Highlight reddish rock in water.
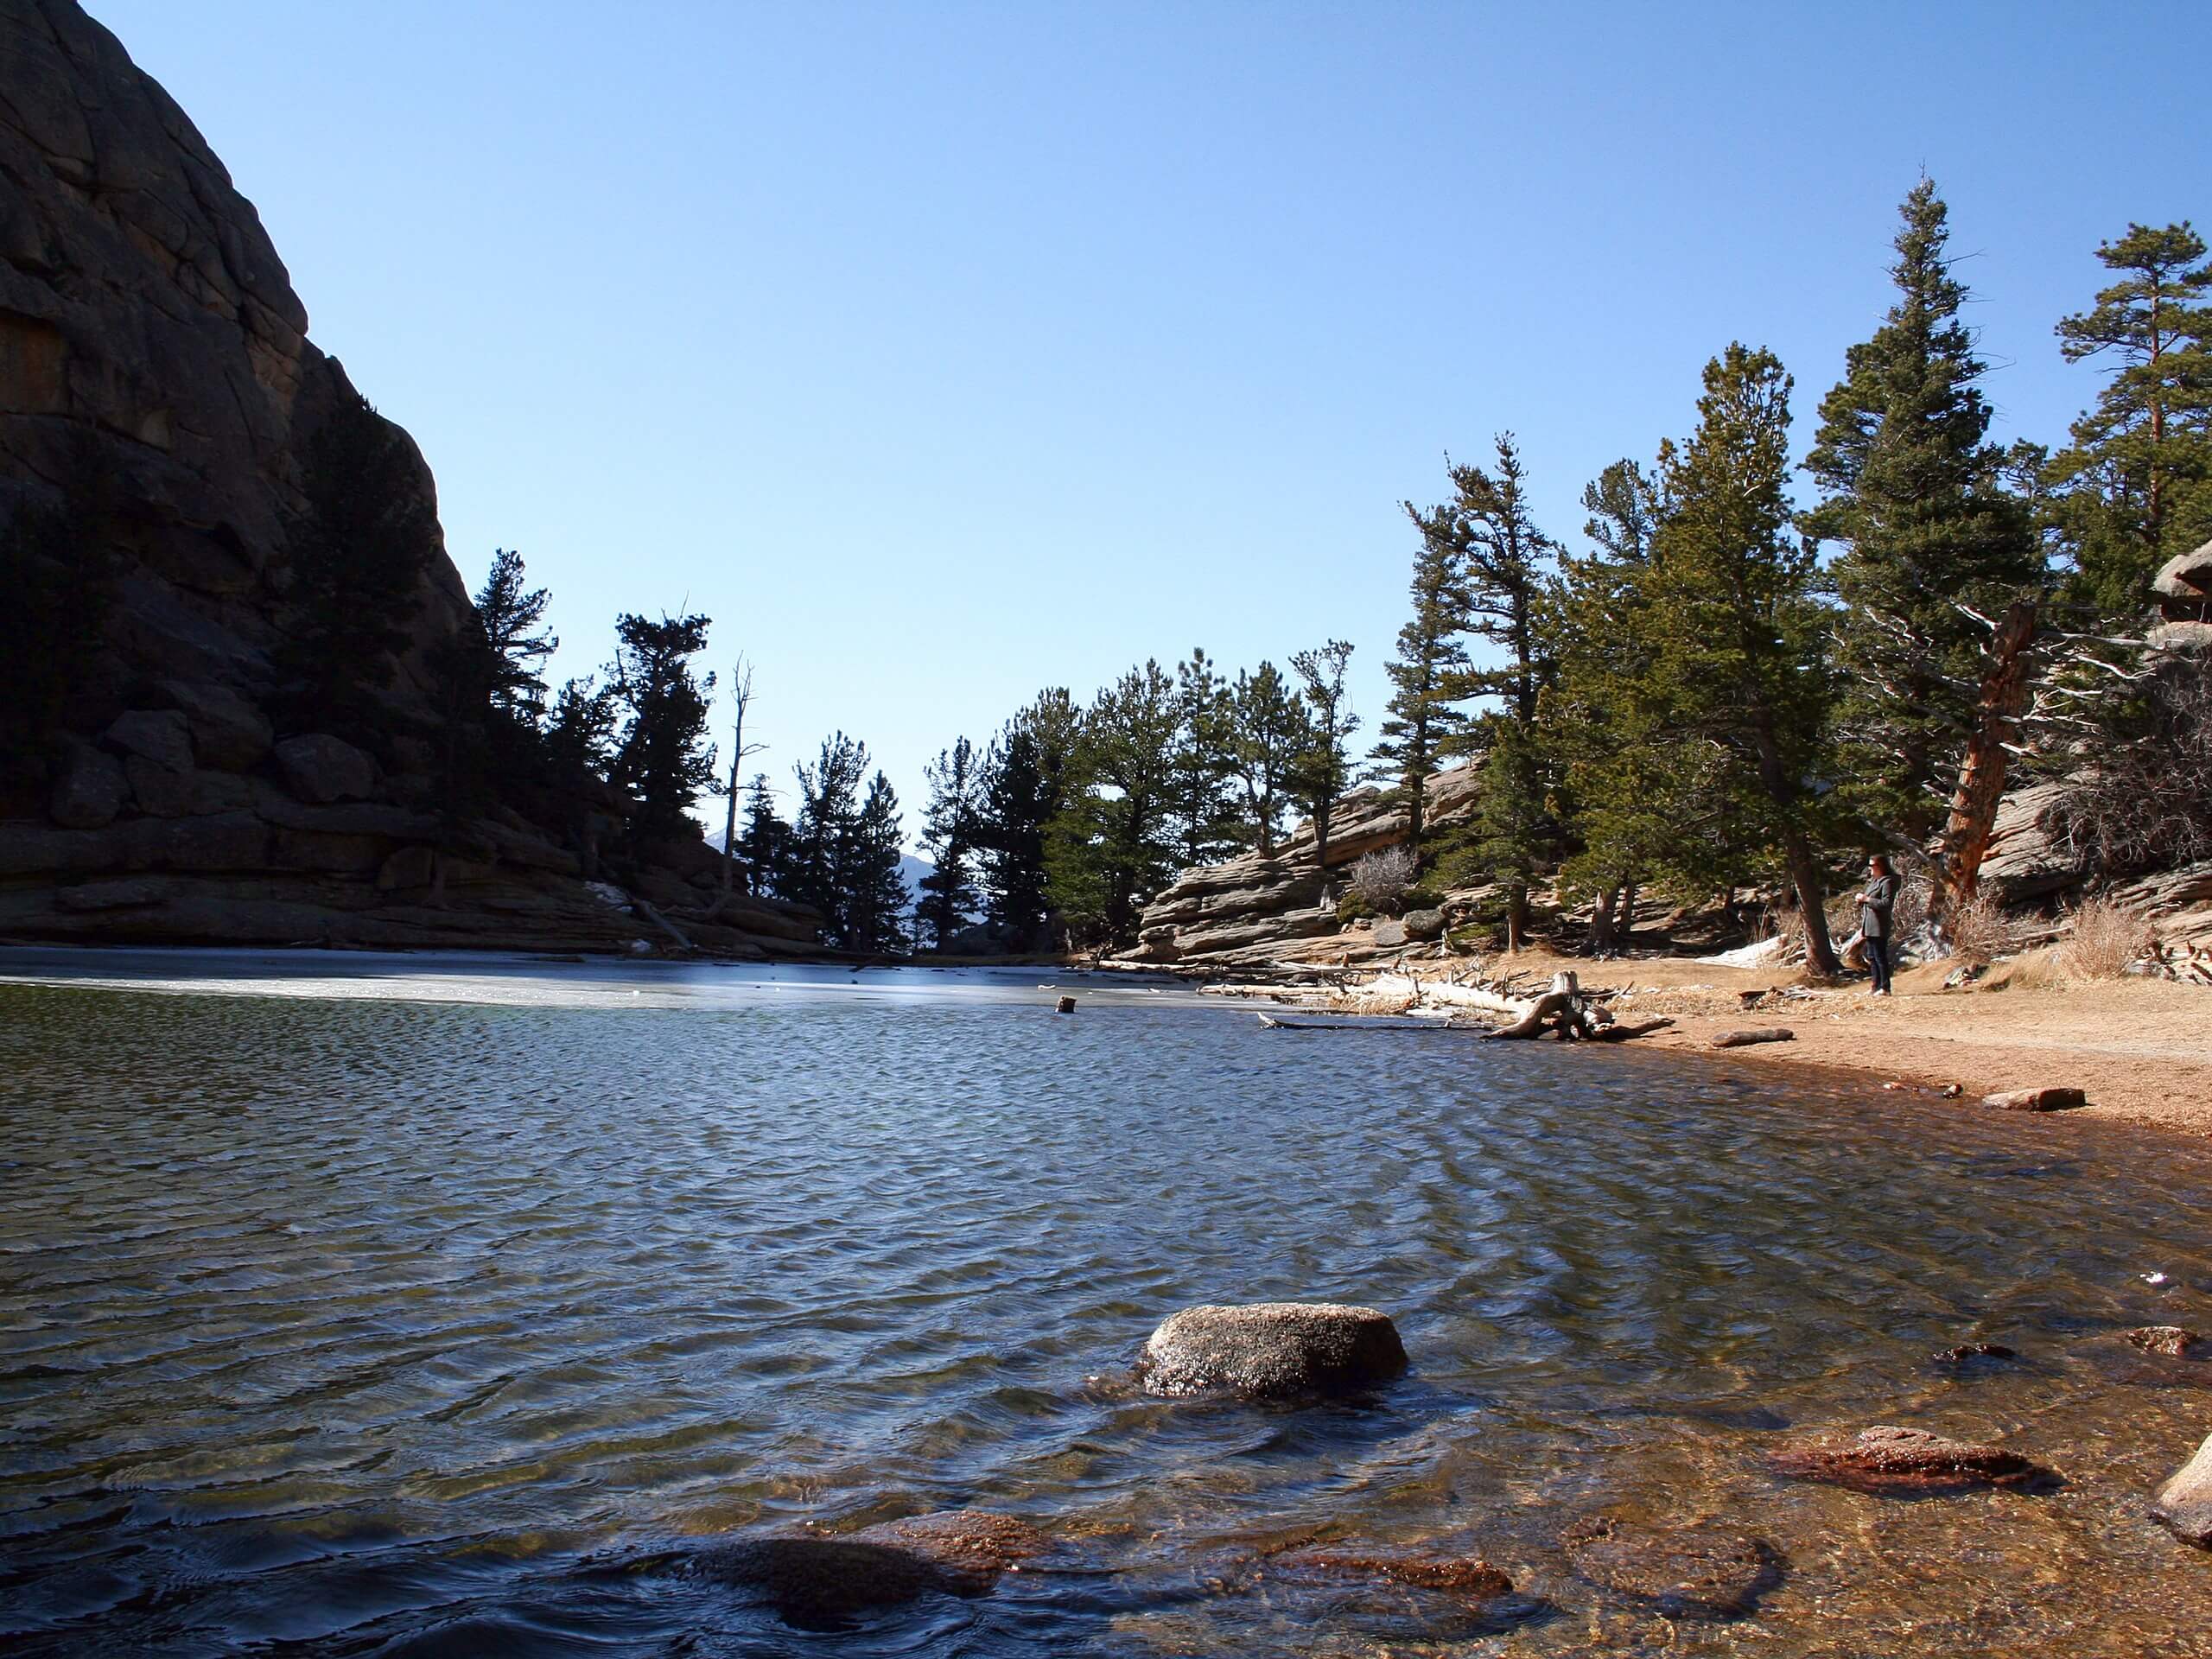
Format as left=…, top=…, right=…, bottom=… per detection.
left=1767, top=1426, right=2053, bottom=1495
left=2127, top=1325, right=2203, bottom=1358
left=1138, top=1302, right=1408, bottom=1400
left=1563, top=1516, right=1781, bottom=1620
left=1267, top=1548, right=1514, bottom=1599
left=693, top=1510, right=1046, bottom=1625
left=850, top=1510, right=1049, bottom=1586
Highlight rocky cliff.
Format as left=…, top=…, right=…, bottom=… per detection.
left=1122, top=768, right=1485, bottom=969
left=0, top=0, right=817, bottom=957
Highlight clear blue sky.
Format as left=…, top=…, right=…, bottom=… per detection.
left=87, top=1, right=2208, bottom=844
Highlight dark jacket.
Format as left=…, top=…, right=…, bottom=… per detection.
left=1860, top=874, right=1898, bottom=938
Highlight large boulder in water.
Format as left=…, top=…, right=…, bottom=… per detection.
left=1139, top=1302, right=1408, bottom=1399
left=2155, top=1433, right=2212, bottom=1546
left=1767, top=1425, right=2053, bottom=1495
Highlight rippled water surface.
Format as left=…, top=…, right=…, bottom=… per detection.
left=4, top=949, right=2212, bottom=1655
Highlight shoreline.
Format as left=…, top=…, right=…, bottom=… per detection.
left=1329, top=948, right=2212, bottom=1137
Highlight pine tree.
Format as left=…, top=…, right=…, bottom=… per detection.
left=1637, top=345, right=1844, bottom=976
left=1048, top=661, right=1181, bottom=944
left=1288, top=640, right=1358, bottom=880
left=281, top=390, right=439, bottom=734
left=1803, top=179, right=2042, bottom=841
left=1416, top=435, right=1559, bottom=938
left=977, top=690, right=1078, bottom=944
left=607, top=611, right=717, bottom=849
left=790, top=732, right=870, bottom=943
left=2047, top=220, right=2212, bottom=616
left=1373, top=495, right=1473, bottom=849
left=1226, top=661, right=1308, bottom=856
left=848, top=772, right=911, bottom=955
left=544, top=675, right=619, bottom=780
left=736, top=772, right=793, bottom=899
left=1167, top=648, right=1239, bottom=868
left=917, top=736, right=986, bottom=950
left=474, top=549, right=557, bottom=722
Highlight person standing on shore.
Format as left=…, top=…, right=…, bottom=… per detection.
left=1855, top=855, right=1899, bottom=995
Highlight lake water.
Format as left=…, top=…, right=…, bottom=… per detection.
left=3, top=950, right=2209, bottom=1655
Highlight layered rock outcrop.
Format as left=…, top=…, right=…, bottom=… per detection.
left=1125, top=768, right=1483, bottom=968
left=0, top=2, right=817, bottom=957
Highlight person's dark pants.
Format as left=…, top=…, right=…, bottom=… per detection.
left=1866, top=934, right=1892, bottom=994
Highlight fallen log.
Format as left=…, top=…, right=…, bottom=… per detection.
left=1712, top=1027, right=1795, bottom=1049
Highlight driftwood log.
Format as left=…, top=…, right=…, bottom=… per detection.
left=1712, top=1027, right=1796, bottom=1049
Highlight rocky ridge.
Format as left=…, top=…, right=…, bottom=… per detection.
left=0, top=1, right=817, bottom=957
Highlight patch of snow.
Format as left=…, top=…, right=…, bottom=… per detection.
left=1697, top=936, right=1789, bottom=969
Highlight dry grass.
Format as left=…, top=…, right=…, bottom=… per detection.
left=2058, top=897, right=2156, bottom=982
left=1942, top=887, right=2017, bottom=967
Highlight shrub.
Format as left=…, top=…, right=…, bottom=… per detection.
left=2057, top=896, right=2154, bottom=981
left=1936, top=887, right=2017, bottom=966
left=1347, top=846, right=1419, bottom=914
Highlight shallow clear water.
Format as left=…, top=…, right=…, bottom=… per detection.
left=3, top=950, right=2209, bottom=1655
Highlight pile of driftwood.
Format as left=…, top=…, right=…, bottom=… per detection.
left=1310, top=969, right=1675, bottom=1042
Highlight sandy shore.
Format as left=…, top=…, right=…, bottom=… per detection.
left=1417, top=948, right=2212, bottom=1136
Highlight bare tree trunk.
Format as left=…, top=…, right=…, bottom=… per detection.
left=1619, top=879, right=1639, bottom=947
left=1933, top=599, right=2037, bottom=913
left=1783, top=832, right=1841, bottom=978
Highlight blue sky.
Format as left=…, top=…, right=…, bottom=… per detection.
left=87, top=1, right=2208, bottom=843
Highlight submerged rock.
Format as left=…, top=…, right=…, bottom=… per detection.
left=1563, top=1516, right=1781, bottom=1620
left=1767, top=1425, right=2053, bottom=1495
left=2128, top=1325, right=2203, bottom=1358
left=1933, top=1341, right=2018, bottom=1365
left=691, top=1510, right=1044, bottom=1626
left=2155, top=1433, right=2212, bottom=1546
left=1138, top=1302, right=1408, bottom=1400
left=1268, top=1548, right=1512, bottom=1599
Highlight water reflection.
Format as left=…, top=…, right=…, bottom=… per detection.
left=1, top=957, right=2208, bottom=1654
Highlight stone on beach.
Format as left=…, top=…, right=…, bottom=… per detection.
left=2128, top=1325, right=2203, bottom=1357
left=1562, top=1516, right=1781, bottom=1620
left=1766, top=1425, right=2053, bottom=1495
left=1982, top=1086, right=2087, bottom=1111
left=1139, top=1302, right=1408, bottom=1399
left=2155, top=1433, right=2212, bottom=1546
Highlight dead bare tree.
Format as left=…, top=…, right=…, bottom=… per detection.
left=717, top=657, right=766, bottom=899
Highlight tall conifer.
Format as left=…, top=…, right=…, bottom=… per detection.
left=1803, top=179, right=2040, bottom=840
left=1374, top=494, right=1473, bottom=849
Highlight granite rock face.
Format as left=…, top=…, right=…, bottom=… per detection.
left=1124, top=769, right=1483, bottom=968
left=0, top=3, right=820, bottom=957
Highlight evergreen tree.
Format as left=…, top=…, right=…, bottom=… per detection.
left=1373, top=495, right=1473, bottom=849
left=848, top=772, right=911, bottom=955
left=736, top=772, right=794, bottom=899
left=1168, top=647, right=1239, bottom=867
left=917, top=735, right=987, bottom=949
left=980, top=689, right=1081, bottom=944
left=544, top=675, right=619, bottom=780
left=791, top=731, right=871, bottom=945
left=1803, top=179, right=2042, bottom=841
left=1226, top=661, right=1307, bottom=856
left=607, top=611, right=717, bottom=849
left=474, top=549, right=557, bottom=722
left=1288, top=640, right=1358, bottom=880
left=1047, top=661, right=1181, bottom=944
left=1637, top=345, right=1844, bottom=976
left=2046, top=221, right=2212, bottom=616
left=281, top=390, right=439, bottom=734
left=1417, top=435, right=1559, bottom=938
